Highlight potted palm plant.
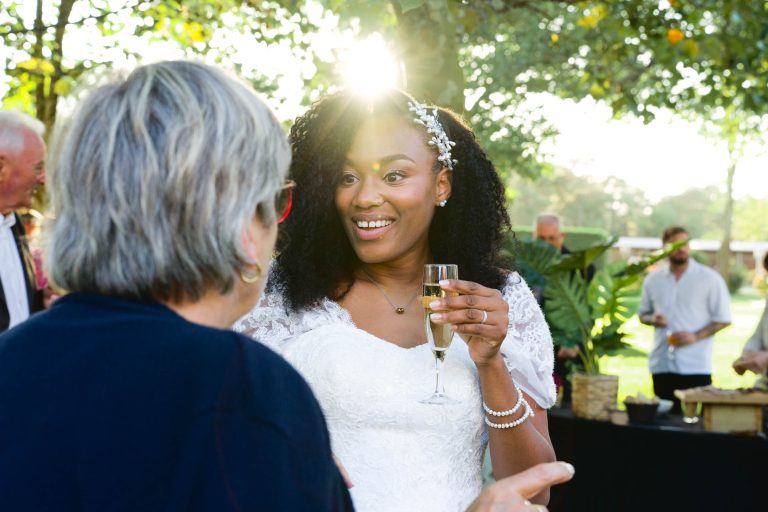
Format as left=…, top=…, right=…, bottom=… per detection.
left=511, top=236, right=686, bottom=420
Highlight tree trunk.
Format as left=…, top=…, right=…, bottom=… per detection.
left=716, top=159, right=736, bottom=280
left=390, top=1, right=465, bottom=112
left=32, top=0, right=45, bottom=123
left=47, top=0, right=77, bottom=134
left=30, top=0, right=76, bottom=136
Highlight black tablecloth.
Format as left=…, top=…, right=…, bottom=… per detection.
left=548, top=407, right=767, bottom=512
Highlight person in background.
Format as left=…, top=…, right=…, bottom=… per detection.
left=0, top=60, right=353, bottom=511
left=733, top=253, right=768, bottom=389
left=639, top=225, right=731, bottom=413
left=533, top=213, right=594, bottom=404
left=0, top=111, right=46, bottom=332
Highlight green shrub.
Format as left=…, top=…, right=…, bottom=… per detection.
left=727, top=265, right=747, bottom=294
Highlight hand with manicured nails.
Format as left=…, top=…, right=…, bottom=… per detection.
left=427, top=279, right=509, bottom=366
left=466, top=461, right=575, bottom=511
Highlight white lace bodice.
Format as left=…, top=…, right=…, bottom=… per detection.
left=234, top=273, right=555, bottom=512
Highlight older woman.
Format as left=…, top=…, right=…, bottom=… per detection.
left=236, top=89, right=557, bottom=511
left=0, top=61, right=352, bottom=511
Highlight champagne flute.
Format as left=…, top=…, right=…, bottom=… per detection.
left=420, top=264, right=459, bottom=405
left=682, top=401, right=700, bottom=424
left=666, top=327, right=677, bottom=363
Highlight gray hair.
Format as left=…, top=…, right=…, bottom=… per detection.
left=46, top=60, right=290, bottom=301
left=534, top=212, right=562, bottom=232
left=0, top=110, right=45, bottom=154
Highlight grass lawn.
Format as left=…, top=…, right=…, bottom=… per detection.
left=598, top=287, right=766, bottom=407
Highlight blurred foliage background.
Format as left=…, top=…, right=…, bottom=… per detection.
left=3, top=0, right=768, bottom=255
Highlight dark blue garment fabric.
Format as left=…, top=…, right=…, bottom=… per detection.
left=0, top=293, right=353, bottom=512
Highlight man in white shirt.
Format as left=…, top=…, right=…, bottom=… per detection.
left=0, top=111, right=46, bottom=332
left=639, top=226, right=731, bottom=413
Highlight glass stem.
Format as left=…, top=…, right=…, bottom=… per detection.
left=433, top=352, right=446, bottom=395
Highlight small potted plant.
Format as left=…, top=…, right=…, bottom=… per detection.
left=512, top=236, right=685, bottom=420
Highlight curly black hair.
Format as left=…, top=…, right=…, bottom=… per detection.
left=271, top=89, right=512, bottom=312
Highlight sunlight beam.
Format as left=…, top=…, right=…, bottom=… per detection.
left=341, top=33, right=399, bottom=97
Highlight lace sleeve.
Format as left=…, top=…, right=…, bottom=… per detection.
left=232, top=284, right=356, bottom=355
left=498, top=272, right=557, bottom=409
left=232, top=290, right=298, bottom=354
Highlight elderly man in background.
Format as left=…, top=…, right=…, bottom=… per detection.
left=0, top=111, right=46, bottom=332
left=533, top=213, right=594, bottom=404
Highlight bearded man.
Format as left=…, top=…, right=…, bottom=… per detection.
left=638, top=226, right=731, bottom=413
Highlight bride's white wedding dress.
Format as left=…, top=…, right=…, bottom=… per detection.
left=234, top=273, right=555, bottom=512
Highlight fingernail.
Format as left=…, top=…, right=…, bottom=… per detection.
left=429, top=300, right=441, bottom=309
left=429, top=313, right=442, bottom=322
left=560, top=462, right=575, bottom=476
left=439, top=279, right=449, bottom=286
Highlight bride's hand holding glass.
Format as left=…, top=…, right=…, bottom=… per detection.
left=427, top=279, right=510, bottom=366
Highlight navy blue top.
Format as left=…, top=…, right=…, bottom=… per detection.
left=0, top=293, right=353, bottom=511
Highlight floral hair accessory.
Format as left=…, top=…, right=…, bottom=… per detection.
left=407, top=100, right=457, bottom=170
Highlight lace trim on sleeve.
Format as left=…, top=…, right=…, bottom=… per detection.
left=232, top=290, right=298, bottom=353
left=232, top=289, right=355, bottom=355
left=498, top=272, right=557, bottom=409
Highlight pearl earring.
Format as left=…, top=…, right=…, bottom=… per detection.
left=438, top=200, right=447, bottom=207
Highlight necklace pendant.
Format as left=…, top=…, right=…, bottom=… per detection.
left=396, top=307, right=406, bottom=314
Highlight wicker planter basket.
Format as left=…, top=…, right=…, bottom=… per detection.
left=572, top=373, right=619, bottom=421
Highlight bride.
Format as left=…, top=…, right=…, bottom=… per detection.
left=235, top=89, right=556, bottom=512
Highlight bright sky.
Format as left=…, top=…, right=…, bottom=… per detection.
left=533, top=95, right=768, bottom=201
left=3, top=1, right=766, bottom=203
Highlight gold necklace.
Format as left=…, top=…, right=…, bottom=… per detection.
left=360, top=268, right=421, bottom=315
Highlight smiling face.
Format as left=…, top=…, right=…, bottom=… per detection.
left=0, top=128, right=46, bottom=215
left=334, top=115, right=451, bottom=266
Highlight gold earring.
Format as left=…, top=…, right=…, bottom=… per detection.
left=239, top=262, right=263, bottom=284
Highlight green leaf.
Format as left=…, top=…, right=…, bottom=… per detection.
left=590, top=325, right=631, bottom=358
left=622, top=238, right=688, bottom=277
left=551, top=236, right=618, bottom=273
left=550, top=326, right=581, bottom=349
left=589, top=262, right=643, bottom=329
left=513, top=239, right=561, bottom=277
left=543, top=271, right=591, bottom=339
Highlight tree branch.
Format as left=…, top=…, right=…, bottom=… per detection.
left=0, top=0, right=142, bottom=37
left=33, top=0, right=45, bottom=123
left=496, top=0, right=582, bottom=13
left=45, top=0, right=76, bottom=131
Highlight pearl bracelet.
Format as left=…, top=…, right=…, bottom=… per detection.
left=484, top=398, right=533, bottom=429
left=482, top=384, right=523, bottom=417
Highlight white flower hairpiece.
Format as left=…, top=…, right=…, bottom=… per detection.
left=407, top=100, right=457, bottom=171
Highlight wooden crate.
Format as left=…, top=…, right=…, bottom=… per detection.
left=675, top=386, right=768, bottom=435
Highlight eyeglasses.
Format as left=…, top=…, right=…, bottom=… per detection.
left=276, top=180, right=295, bottom=224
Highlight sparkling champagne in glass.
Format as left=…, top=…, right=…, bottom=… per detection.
left=420, top=264, right=459, bottom=405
